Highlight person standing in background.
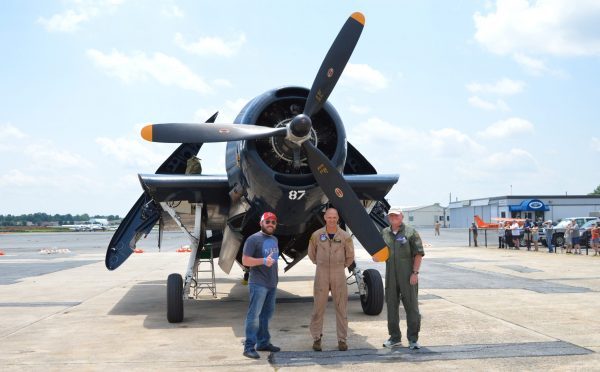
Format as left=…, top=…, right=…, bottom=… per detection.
left=470, top=222, right=478, bottom=247
left=545, top=220, right=554, bottom=253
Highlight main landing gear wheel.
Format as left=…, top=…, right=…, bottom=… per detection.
left=167, top=273, right=184, bottom=323
left=360, top=269, right=384, bottom=315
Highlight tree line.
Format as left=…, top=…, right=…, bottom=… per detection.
left=0, top=213, right=120, bottom=226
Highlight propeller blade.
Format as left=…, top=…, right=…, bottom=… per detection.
left=302, top=141, right=389, bottom=262
left=141, top=123, right=287, bottom=143
left=304, top=12, right=365, bottom=117
left=155, top=112, right=218, bottom=174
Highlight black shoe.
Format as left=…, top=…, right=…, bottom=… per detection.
left=256, top=344, right=281, bottom=352
left=313, top=338, right=322, bottom=351
left=243, top=349, right=260, bottom=359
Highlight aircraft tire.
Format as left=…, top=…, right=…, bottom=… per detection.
left=167, top=273, right=184, bottom=323
left=360, top=269, right=384, bottom=315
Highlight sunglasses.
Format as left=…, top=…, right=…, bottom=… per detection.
left=263, top=220, right=277, bottom=225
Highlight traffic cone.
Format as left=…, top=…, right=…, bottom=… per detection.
left=176, top=245, right=192, bottom=253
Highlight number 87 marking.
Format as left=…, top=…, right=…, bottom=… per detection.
left=288, top=190, right=306, bottom=200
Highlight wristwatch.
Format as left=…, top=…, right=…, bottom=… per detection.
left=412, top=271, right=419, bottom=275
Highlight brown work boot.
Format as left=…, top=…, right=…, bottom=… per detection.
left=312, top=338, right=322, bottom=352
left=338, top=340, right=348, bottom=351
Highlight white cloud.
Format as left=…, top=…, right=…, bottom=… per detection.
left=0, top=170, right=38, bottom=187
left=341, top=63, right=388, bottom=92
left=512, top=53, right=565, bottom=77
left=86, top=49, right=213, bottom=94
left=592, top=137, right=600, bottom=152
left=468, top=96, right=509, bottom=111
left=174, top=33, right=246, bottom=57
left=474, top=0, right=600, bottom=57
left=484, top=148, right=538, bottom=172
left=37, top=9, right=90, bottom=32
left=0, top=125, right=92, bottom=170
left=466, top=78, right=524, bottom=95
left=195, top=98, right=248, bottom=123
left=37, top=0, right=124, bottom=32
left=212, top=78, right=232, bottom=88
left=0, top=169, right=98, bottom=190
left=162, top=5, right=184, bottom=18
left=0, top=123, right=26, bottom=140
left=477, top=117, right=534, bottom=139
left=96, top=135, right=171, bottom=168
left=349, top=105, right=370, bottom=115
left=26, top=143, right=93, bottom=169
left=429, top=128, right=484, bottom=158
left=349, top=117, right=423, bottom=147
left=349, top=118, right=482, bottom=159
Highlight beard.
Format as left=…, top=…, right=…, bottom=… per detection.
left=261, top=225, right=275, bottom=235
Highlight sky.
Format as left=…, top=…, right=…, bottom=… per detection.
left=1, top=0, right=599, bottom=217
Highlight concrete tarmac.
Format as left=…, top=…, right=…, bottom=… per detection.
left=1, top=230, right=599, bottom=371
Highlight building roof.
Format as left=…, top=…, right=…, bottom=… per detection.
left=398, top=203, right=444, bottom=212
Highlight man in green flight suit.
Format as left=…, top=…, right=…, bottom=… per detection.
left=381, top=207, right=424, bottom=350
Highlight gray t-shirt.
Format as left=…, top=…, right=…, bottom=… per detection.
left=572, top=224, right=580, bottom=238
left=242, top=231, right=279, bottom=288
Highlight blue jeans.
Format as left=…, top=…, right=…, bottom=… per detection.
left=244, top=283, right=277, bottom=351
left=546, top=234, right=554, bottom=252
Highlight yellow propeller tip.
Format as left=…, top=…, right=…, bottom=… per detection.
left=141, top=125, right=153, bottom=141
left=351, top=12, right=365, bottom=25
left=372, top=246, right=389, bottom=262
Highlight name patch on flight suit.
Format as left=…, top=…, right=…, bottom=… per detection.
left=395, top=235, right=407, bottom=244
left=333, top=238, right=341, bottom=243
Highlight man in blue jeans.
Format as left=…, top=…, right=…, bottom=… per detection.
left=242, top=212, right=281, bottom=359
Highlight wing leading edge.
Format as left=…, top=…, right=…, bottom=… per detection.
left=137, top=173, right=397, bottom=204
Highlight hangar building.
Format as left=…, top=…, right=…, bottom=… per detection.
left=447, top=195, right=600, bottom=228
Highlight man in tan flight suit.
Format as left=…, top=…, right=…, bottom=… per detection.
left=308, top=208, right=355, bottom=352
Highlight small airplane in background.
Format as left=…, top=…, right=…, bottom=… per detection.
left=474, top=215, right=526, bottom=229
left=59, top=219, right=109, bottom=231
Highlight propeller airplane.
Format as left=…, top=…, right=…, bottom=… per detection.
left=105, top=12, right=399, bottom=323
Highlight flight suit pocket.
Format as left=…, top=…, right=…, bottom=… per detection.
left=332, top=242, right=345, bottom=265
left=395, top=234, right=412, bottom=259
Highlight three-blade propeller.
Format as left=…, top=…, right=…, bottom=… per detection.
left=140, top=12, right=389, bottom=262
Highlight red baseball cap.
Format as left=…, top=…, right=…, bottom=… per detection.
left=260, top=212, right=277, bottom=222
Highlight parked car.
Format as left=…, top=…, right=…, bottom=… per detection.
left=578, top=218, right=600, bottom=248
left=540, top=217, right=598, bottom=247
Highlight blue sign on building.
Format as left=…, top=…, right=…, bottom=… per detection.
left=508, top=199, right=550, bottom=212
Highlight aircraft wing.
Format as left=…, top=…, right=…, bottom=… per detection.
left=138, top=174, right=230, bottom=204
left=138, top=173, right=396, bottom=203
left=343, top=174, right=398, bottom=201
